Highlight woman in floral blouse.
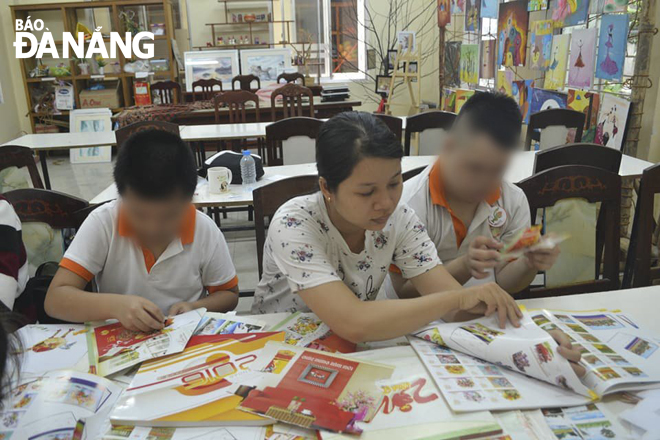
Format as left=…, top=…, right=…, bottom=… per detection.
left=252, top=112, right=523, bottom=342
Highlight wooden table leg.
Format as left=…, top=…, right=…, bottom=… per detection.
left=39, top=152, right=52, bottom=189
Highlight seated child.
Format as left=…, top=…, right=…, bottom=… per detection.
left=46, top=130, right=239, bottom=332
left=390, top=92, right=560, bottom=297
left=0, top=196, right=28, bottom=312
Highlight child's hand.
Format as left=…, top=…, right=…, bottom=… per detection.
left=464, top=236, right=503, bottom=279
left=457, top=282, right=523, bottom=328
left=547, top=329, right=586, bottom=377
left=524, top=245, right=560, bottom=271
left=169, top=301, right=196, bottom=316
left=114, top=296, right=165, bottom=332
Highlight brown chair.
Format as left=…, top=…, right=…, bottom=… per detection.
left=277, top=72, right=305, bottom=84
left=525, top=109, right=585, bottom=151
left=270, top=83, right=315, bottom=121
left=404, top=111, right=457, bottom=156
left=151, top=80, right=182, bottom=104
left=114, top=121, right=180, bottom=149
left=232, top=74, right=261, bottom=92
left=403, top=166, right=426, bottom=182
left=214, top=90, right=261, bottom=124
left=623, top=164, right=660, bottom=288
left=253, top=175, right=319, bottom=278
left=373, top=113, right=403, bottom=142
left=516, top=165, right=621, bottom=298
left=191, top=79, right=223, bottom=102
left=0, top=145, right=44, bottom=190
left=265, top=117, right=323, bottom=166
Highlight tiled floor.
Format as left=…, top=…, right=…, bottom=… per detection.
left=44, top=154, right=259, bottom=312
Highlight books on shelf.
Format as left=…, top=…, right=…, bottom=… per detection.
left=270, top=312, right=357, bottom=354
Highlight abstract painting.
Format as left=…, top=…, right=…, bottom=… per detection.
left=568, top=28, right=597, bottom=88
left=455, top=89, right=476, bottom=113
left=445, top=42, right=462, bottom=87
left=596, top=14, right=629, bottom=81
left=568, top=89, right=601, bottom=129
left=604, top=0, right=627, bottom=12
left=497, top=70, right=513, bottom=97
left=438, top=0, right=452, bottom=27
left=595, top=93, right=630, bottom=150
left=481, top=0, right=498, bottom=18
left=528, top=20, right=553, bottom=70
left=529, top=88, right=568, bottom=116
left=543, top=34, right=570, bottom=90
left=550, top=0, right=589, bottom=26
left=513, top=79, right=535, bottom=124
left=452, top=0, right=465, bottom=13
left=465, top=0, right=481, bottom=31
left=528, top=0, right=548, bottom=11
left=460, top=44, right=479, bottom=84
left=443, top=89, right=457, bottom=112
left=497, top=0, right=528, bottom=67
left=480, top=39, right=496, bottom=79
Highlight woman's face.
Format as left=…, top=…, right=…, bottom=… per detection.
left=327, top=157, right=403, bottom=231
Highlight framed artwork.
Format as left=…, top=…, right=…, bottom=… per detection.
left=387, top=50, right=398, bottom=70
left=595, top=93, right=630, bottom=150
left=455, top=89, right=476, bottom=113
left=438, top=0, right=452, bottom=26
left=603, top=0, right=627, bottom=12
left=543, top=34, right=571, bottom=91
left=568, top=28, right=597, bottom=88
left=460, top=44, right=479, bottom=84
left=69, top=109, right=112, bottom=164
left=497, top=0, right=529, bottom=67
left=480, top=39, right=496, bottom=79
left=240, top=48, right=291, bottom=84
left=184, top=50, right=239, bottom=92
left=445, top=42, right=462, bottom=87
left=397, top=31, right=416, bottom=53
left=407, top=61, right=418, bottom=74
left=452, top=0, right=466, bottom=14
left=551, top=0, right=589, bottom=26
left=443, top=89, right=457, bottom=112
left=596, top=14, right=629, bottom=81
left=568, top=89, right=601, bottom=129
left=497, top=70, right=514, bottom=97
left=529, top=88, right=568, bottom=116
left=481, top=0, right=499, bottom=18
left=465, top=0, right=481, bottom=32
left=528, top=0, right=548, bottom=11
left=375, top=75, right=392, bottom=96
left=512, top=79, right=534, bottom=123
left=528, top=20, right=553, bottom=70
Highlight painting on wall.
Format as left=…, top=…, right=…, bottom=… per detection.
left=240, top=48, right=291, bottom=84
left=438, top=0, right=452, bottom=26
left=568, top=89, right=601, bottom=129
left=497, top=70, right=514, bottom=97
left=513, top=79, right=535, bottom=124
left=603, top=0, right=627, bottom=12
left=497, top=0, right=529, bottom=67
left=550, top=0, right=589, bottom=26
left=528, top=0, right=548, bottom=11
left=69, top=109, right=113, bottom=164
left=543, top=34, right=571, bottom=91
left=455, top=89, right=476, bottom=113
left=443, top=89, right=457, bottom=112
left=595, top=93, right=630, bottom=150
left=445, top=42, right=462, bottom=87
left=480, top=39, right=496, bottom=79
left=184, top=50, right=239, bottom=91
left=452, top=0, right=466, bottom=13
left=596, top=14, right=629, bottom=81
left=528, top=20, right=553, bottom=70
left=568, top=28, right=597, bottom=88
left=465, top=0, right=482, bottom=31
left=529, top=88, right=568, bottom=116
left=460, top=44, right=479, bottom=84
left=589, top=0, right=604, bottom=12
left=481, top=0, right=498, bottom=18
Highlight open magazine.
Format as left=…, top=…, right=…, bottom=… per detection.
left=194, top=312, right=267, bottom=335
left=270, top=312, right=356, bottom=354
left=16, top=324, right=89, bottom=376
left=86, top=308, right=205, bottom=376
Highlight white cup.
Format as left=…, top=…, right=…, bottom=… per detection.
left=208, top=167, right=233, bottom=194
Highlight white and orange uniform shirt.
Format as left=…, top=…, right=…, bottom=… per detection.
left=386, top=162, right=530, bottom=294
left=60, top=199, right=238, bottom=313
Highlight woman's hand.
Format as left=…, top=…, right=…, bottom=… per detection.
left=547, top=329, right=586, bottom=377
left=456, top=282, right=523, bottom=329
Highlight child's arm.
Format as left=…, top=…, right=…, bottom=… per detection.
left=169, top=286, right=239, bottom=315
left=495, top=246, right=560, bottom=293
left=46, top=267, right=165, bottom=332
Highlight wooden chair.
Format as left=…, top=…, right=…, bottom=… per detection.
left=404, top=111, right=457, bottom=156
left=525, top=109, right=585, bottom=151
left=191, top=79, right=223, bottom=102
left=277, top=72, right=305, bottom=84
left=0, top=145, right=44, bottom=190
left=516, top=165, right=621, bottom=298
left=265, top=117, right=323, bottom=166
left=214, top=90, right=261, bottom=124
left=253, top=175, right=319, bottom=278
left=373, top=113, right=403, bottom=142
left=151, top=80, right=182, bottom=104
left=623, top=164, right=660, bottom=288
left=232, top=74, right=261, bottom=92
left=114, top=120, right=180, bottom=149
left=270, top=83, right=315, bottom=121
left=403, top=166, right=427, bottom=182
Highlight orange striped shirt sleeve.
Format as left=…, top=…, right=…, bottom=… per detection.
left=206, top=275, right=239, bottom=294
left=60, top=258, right=95, bottom=282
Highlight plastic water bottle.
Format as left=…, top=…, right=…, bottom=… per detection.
left=240, top=150, right=257, bottom=191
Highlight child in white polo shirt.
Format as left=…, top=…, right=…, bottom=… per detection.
left=46, top=130, right=239, bottom=332
left=390, top=92, right=560, bottom=296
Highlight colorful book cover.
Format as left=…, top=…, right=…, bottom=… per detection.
left=110, top=332, right=285, bottom=427
left=271, top=312, right=357, bottom=354
left=239, top=342, right=395, bottom=433
left=86, top=308, right=205, bottom=377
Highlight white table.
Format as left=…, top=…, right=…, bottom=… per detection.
left=90, top=152, right=654, bottom=207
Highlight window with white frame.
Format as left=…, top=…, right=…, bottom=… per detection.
left=293, top=0, right=366, bottom=80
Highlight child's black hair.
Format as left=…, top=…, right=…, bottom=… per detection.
left=454, top=92, right=523, bottom=149
left=0, top=314, right=21, bottom=405
left=114, top=129, right=197, bottom=199
left=316, top=112, right=403, bottom=191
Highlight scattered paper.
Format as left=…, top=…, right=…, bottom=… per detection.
left=16, top=324, right=89, bottom=376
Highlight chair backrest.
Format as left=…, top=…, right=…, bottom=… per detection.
left=402, top=166, right=426, bottom=182
left=373, top=114, right=403, bottom=142
left=151, top=80, right=182, bottom=104
left=270, top=83, right=315, bottom=120
left=516, top=165, right=621, bottom=298
left=533, top=143, right=622, bottom=174
left=232, top=74, right=261, bottom=92
left=404, top=111, right=456, bottom=156
left=191, top=79, right=223, bottom=102
left=623, top=164, right=660, bottom=288
left=265, top=117, right=323, bottom=166
left=525, top=109, right=585, bottom=151
left=253, top=175, right=319, bottom=277
left=277, top=72, right=305, bottom=84
left=114, top=121, right=180, bottom=149
left=214, top=90, right=260, bottom=124
left=3, top=188, right=91, bottom=229
left=0, top=145, right=44, bottom=190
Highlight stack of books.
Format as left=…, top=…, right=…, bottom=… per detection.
left=321, top=85, right=350, bottom=102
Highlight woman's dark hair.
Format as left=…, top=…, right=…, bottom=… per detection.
left=0, top=314, right=21, bottom=405
left=316, top=112, right=403, bottom=191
